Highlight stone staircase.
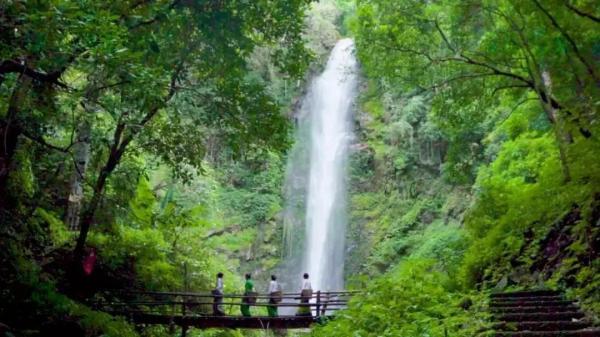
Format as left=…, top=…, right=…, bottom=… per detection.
left=489, top=290, right=600, bottom=337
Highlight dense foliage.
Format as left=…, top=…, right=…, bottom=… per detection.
left=0, top=1, right=317, bottom=336
left=313, top=1, right=599, bottom=336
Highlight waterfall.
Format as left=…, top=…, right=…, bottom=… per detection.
left=282, top=39, right=358, bottom=293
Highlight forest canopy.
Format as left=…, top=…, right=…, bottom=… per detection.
left=0, top=0, right=311, bottom=256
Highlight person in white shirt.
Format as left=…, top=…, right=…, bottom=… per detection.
left=267, top=275, right=280, bottom=317
left=301, top=273, right=312, bottom=291
left=297, top=273, right=312, bottom=316
left=212, top=272, right=225, bottom=315
left=216, top=272, right=224, bottom=292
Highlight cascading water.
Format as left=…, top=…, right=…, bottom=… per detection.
left=282, top=39, right=358, bottom=293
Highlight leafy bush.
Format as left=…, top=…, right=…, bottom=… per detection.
left=312, top=260, right=487, bottom=337
left=460, top=131, right=600, bottom=288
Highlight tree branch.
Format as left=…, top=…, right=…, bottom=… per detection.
left=565, top=2, right=600, bottom=23
left=128, top=0, right=182, bottom=29
left=491, top=84, right=531, bottom=97
left=427, top=72, right=498, bottom=90
left=532, top=0, right=599, bottom=82
left=73, top=61, right=186, bottom=259
left=0, top=60, right=69, bottom=89
left=456, top=53, right=535, bottom=88
left=497, top=96, right=539, bottom=125
left=20, top=129, right=74, bottom=153
left=434, top=19, right=456, bottom=54
left=429, top=16, right=535, bottom=88
left=91, top=80, right=131, bottom=92
left=116, top=62, right=184, bottom=159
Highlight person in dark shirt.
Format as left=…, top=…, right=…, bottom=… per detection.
left=212, top=272, right=225, bottom=316
left=296, top=273, right=312, bottom=316
left=267, top=275, right=281, bottom=317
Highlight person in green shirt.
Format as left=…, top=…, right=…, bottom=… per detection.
left=240, top=273, right=254, bottom=317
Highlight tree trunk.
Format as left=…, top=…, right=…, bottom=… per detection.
left=539, top=70, right=571, bottom=182
left=72, top=65, right=180, bottom=260
left=73, top=177, right=104, bottom=260
left=73, top=144, right=123, bottom=260
left=66, top=120, right=91, bottom=230
left=0, top=121, right=21, bottom=210
left=0, top=75, right=30, bottom=210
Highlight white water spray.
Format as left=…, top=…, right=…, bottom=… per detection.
left=302, top=39, right=358, bottom=291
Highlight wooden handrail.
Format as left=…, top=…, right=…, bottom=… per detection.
left=102, top=289, right=359, bottom=299
left=101, top=301, right=348, bottom=307
left=92, top=288, right=358, bottom=321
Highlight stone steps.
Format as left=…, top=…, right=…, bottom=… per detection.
left=492, top=296, right=564, bottom=302
left=486, top=290, right=599, bottom=337
left=491, top=300, right=575, bottom=307
left=496, top=312, right=584, bottom=322
left=491, top=290, right=561, bottom=299
left=491, top=305, right=579, bottom=314
left=492, top=321, right=589, bottom=331
left=492, top=329, right=600, bottom=337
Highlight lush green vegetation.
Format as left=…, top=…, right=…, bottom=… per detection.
left=1, top=1, right=599, bottom=337
left=314, top=1, right=600, bottom=336
left=0, top=1, right=317, bottom=336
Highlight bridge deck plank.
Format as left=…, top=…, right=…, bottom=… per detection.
left=123, top=313, right=323, bottom=329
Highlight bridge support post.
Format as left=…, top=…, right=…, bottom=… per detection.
left=181, top=325, right=188, bottom=337
left=181, top=262, right=188, bottom=337
left=316, top=291, right=321, bottom=318
left=182, top=262, right=188, bottom=315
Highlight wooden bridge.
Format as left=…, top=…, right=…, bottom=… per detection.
left=91, top=290, right=356, bottom=330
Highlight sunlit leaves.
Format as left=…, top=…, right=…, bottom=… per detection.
left=312, top=260, right=486, bottom=337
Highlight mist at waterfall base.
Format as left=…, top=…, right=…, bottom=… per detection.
left=279, top=39, right=358, bottom=300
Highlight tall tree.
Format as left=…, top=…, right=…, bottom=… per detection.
left=0, top=1, right=312, bottom=260
left=353, top=0, right=599, bottom=181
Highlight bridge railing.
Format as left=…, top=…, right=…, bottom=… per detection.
left=91, top=290, right=359, bottom=318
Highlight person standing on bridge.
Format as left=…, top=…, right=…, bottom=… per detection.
left=296, top=273, right=312, bottom=316
left=240, top=273, right=254, bottom=317
left=212, top=272, right=225, bottom=316
left=267, top=274, right=281, bottom=317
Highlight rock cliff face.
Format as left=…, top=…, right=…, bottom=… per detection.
left=341, top=78, right=467, bottom=280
